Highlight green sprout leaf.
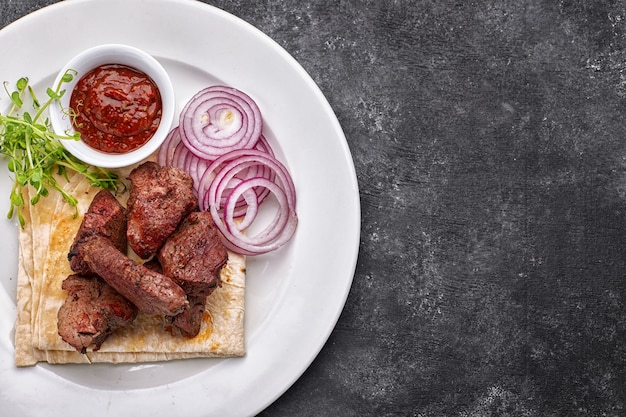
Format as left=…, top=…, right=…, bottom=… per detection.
left=0, top=72, right=124, bottom=226
left=10, top=91, right=23, bottom=108
left=16, top=77, right=28, bottom=91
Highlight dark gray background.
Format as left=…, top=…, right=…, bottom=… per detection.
left=3, top=0, right=626, bottom=416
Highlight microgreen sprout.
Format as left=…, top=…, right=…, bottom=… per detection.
left=0, top=71, right=124, bottom=227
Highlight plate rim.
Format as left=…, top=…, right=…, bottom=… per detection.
left=0, top=0, right=361, bottom=415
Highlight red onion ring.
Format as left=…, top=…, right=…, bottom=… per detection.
left=196, top=146, right=276, bottom=211
left=179, top=86, right=262, bottom=160
left=211, top=176, right=297, bottom=255
left=225, top=177, right=260, bottom=231
left=157, top=127, right=182, bottom=167
left=224, top=179, right=287, bottom=242
left=205, top=149, right=297, bottom=255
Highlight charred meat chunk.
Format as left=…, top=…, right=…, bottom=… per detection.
left=126, top=161, right=197, bottom=259
left=68, top=190, right=127, bottom=275
left=158, top=211, right=227, bottom=297
left=158, top=211, right=228, bottom=338
left=166, top=293, right=209, bottom=338
left=143, top=257, right=207, bottom=338
left=141, top=257, right=205, bottom=337
left=57, top=274, right=138, bottom=354
left=76, top=235, right=189, bottom=316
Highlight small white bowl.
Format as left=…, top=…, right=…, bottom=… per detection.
left=49, top=44, right=175, bottom=168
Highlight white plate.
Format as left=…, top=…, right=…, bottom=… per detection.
left=0, top=1, right=360, bottom=416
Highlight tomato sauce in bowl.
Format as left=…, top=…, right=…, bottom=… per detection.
left=70, top=64, right=162, bottom=154
left=50, top=44, right=175, bottom=168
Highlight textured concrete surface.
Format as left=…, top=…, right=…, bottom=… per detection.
left=4, top=0, right=626, bottom=416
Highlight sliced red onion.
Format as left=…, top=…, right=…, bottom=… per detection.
left=196, top=147, right=275, bottom=211
left=210, top=176, right=297, bottom=255
left=204, top=149, right=297, bottom=255
left=224, top=179, right=287, bottom=242
left=255, top=134, right=274, bottom=156
left=158, top=127, right=182, bottom=166
left=225, top=177, right=260, bottom=231
left=179, top=86, right=262, bottom=160
left=185, top=156, right=209, bottom=194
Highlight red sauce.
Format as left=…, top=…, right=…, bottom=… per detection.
left=70, top=64, right=162, bottom=154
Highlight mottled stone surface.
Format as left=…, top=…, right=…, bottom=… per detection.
left=3, top=0, right=626, bottom=416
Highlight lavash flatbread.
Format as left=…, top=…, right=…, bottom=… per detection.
left=14, top=161, right=246, bottom=366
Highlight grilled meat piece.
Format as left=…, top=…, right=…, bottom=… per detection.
left=126, top=161, right=197, bottom=259
left=57, top=274, right=137, bottom=353
left=141, top=257, right=205, bottom=337
left=166, top=293, right=208, bottom=338
left=76, top=235, right=189, bottom=316
left=158, top=211, right=227, bottom=297
left=68, top=190, right=127, bottom=275
left=158, top=211, right=227, bottom=337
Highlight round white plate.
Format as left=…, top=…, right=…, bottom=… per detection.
left=0, top=1, right=360, bottom=416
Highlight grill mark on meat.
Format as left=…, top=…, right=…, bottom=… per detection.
left=57, top=274, right=138, bottom=353
left=158, top=211, right=228, bottom=337
left=158, top=211, right=227, bottom=296
left=68, top=190, right=127, bottom=275
left=126, top=161, right=197, bottom=259
left=76, top=235, right=189, bottom=316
